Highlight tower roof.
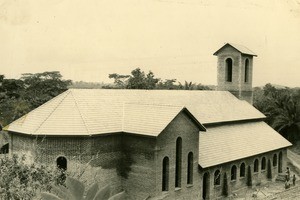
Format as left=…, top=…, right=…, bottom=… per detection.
left=213, top=43, right=257, bottom=57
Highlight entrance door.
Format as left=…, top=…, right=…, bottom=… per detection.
left=202, top=172, right=210, bottom=200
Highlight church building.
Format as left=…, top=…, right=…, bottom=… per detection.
left=4, top=43, right=291, bottom=199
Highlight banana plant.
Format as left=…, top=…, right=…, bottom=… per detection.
left=41, top=177, right=125, bottom=200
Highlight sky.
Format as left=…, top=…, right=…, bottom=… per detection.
left=0, top=0, right=300, bottom=87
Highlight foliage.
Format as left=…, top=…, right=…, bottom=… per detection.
left=247, top=165, right=252, bottom=187
left=109, top=68, right=212, bottom=90
left=41, top=177, right=125, bottom=200
left=222, top=172, right=228, bottom=197
left=253, top=84, right=300, bottom=143
left=0, top=154, right=64, bottom=200
left=0, top=72, right=71, bottom=126
left=267, top=159, right=272, bottom=179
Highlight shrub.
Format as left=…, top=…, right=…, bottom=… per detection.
left=41, top=177, right=125, bottom=200
left=222, top=172, right=228, bottom=197
left=267, top=159, right=272, bottom=179
left=247, top=165, right=252, bottom=187
left=0, top=154, right=64, bottom=200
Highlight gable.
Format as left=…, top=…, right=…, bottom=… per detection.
left=214, top=43, right=257, bottom=57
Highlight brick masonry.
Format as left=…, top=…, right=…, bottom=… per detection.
left=198, top=149, right=287, bottom=199
left=216, top=45, right=254, bottom=104
left=7, top=113, right=288, bottom=199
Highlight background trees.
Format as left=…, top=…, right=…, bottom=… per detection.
left=0, top=71, right=71, bottom=127
left=253, top=84, right=300, bottom=143
left=109, top=68, right=212, bottom=90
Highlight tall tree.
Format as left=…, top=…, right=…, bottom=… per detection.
left=0, top=72, right=71, bottom=126
left=254, top=84, right=300, bottom=142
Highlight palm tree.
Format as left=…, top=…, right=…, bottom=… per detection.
left=267, top=92, right=300, bottom=142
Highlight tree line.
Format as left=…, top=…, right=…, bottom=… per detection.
left=0, top=69, right=299, bottom=144
left=0, top=71, right=71, bottom=127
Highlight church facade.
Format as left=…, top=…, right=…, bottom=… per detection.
left=4, top=43, right=291, bottom=199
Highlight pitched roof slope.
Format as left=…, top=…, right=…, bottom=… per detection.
left=5, top=89, right=265, bottom=135
left=5, top=89, right=208, bottom=136
left=213, top=43, right=257, bottom=56
left=199, top=121, right=292, bottom=168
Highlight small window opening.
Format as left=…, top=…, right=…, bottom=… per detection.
left=175, top=137, right=182, bottom=188
left=187, top=152, right=193, bottom=185
left=226, top=58, right=233, bottom=82
left=254, top=159, right=259, bottom=172
left=0, top=143, right=9, bottom=154
left=245, top=59, right=249, bottom=82
left=240, top=163, right=245, bottom=177
left=273, top=154, right=277, bottom=167
left=231, top=165, right=237, bottom=181
left=162, top=157, right=169, bottom=191
left=261, top=157, right=266, bottom=170
left=57, top=156, right=67, bottom=171
left=214, top=170, right=221, bottom=185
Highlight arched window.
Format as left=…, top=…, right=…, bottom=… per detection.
left=162, top=157, right=169, bottom=191
left=57, top=156, right=67, bottom=171
left=231, top=165, right=237, bottom=181
left=254, top=159, right=259, bottom=172
left=261, top=157, right=266, bottom=170
left=175, top=137, right=182, bottom=188
left=273, top=154, right=277, bottom=167
left=244, top=59, right=249, bottom=82
left=225, top=58, right=233, bottom=82
left=240, top=163, right=245, bottom=177
left=187, top=152, right=193, bottom=185
left=214, top=170, right=221, bottom=185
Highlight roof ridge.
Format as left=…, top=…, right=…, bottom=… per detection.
left=34, top=90, right=71, bottom=133
left=69, top=91, right=91, bottom=135
left=123, top=102, right=184, bottom=108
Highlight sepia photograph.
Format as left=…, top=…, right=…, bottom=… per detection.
left=0, top=0, right=300, bottom=199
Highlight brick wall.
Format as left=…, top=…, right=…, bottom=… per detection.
left=154, top=111, right=202, bottom=200
left=9, top=133, right=123, bottom=193
left=198, top=148, right=288, bottom=199
left=121, top=134, right=156, bottom=199
left=216, top=45, right=254, bottom=104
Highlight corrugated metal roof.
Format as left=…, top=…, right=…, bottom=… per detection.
left=213, top=43, right=257, bottom=56
left=199, top=121, right=292, bottom=168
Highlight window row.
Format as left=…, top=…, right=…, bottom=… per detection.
left=162, top=137, right=194, bottom=191
left=214, top=152, right=282, bottom=185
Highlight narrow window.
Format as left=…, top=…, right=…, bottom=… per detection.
left=254, top=159, right=259, bottom=172
left=57, top=156, right=67, bottom=171
left=261, top=157, right=266, bottom=170
left=225, top=58, right=233, bottom=82
left=214, top=170, right=221, bottom=185
left=273, top=154, right=277, bottom=167
left=244, top=59, right=249, bottom=82
left=231, top=165, right=237, bottom=181
left=162, top=157, right=169, bottom=191
left=187, top=152, right=193, bottom=185
left=240, top=163, right=245, bottom=177
left=175, top=137, right=182, bottom=188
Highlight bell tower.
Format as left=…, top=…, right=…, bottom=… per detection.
left=213, top=43, right=257, bottom=104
